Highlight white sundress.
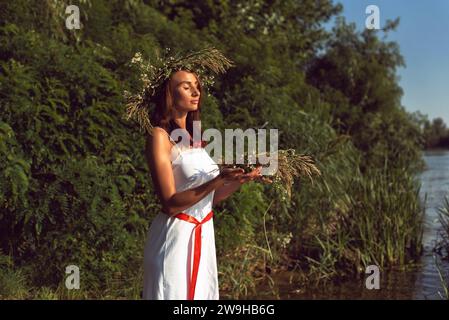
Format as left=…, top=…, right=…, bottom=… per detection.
left=142, top=141, right=220, bottom=300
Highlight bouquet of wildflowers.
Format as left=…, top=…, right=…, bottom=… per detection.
left=220, top=149, right=321, bottom=198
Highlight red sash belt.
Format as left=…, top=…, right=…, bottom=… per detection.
left=174, top=210, right=214, bottom=300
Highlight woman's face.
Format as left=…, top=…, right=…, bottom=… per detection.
left=170, top=70, right=201, bottom=113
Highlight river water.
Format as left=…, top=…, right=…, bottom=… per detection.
left=247, top=150, right=449, bottom=300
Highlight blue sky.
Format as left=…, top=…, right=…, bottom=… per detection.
left=331, top=0, right=449, bottom=124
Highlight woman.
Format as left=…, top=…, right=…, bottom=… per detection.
left=142, top=69, right=262, bottom=300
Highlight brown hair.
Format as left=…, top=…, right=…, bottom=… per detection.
left=150, top=69, right=203, bottom=144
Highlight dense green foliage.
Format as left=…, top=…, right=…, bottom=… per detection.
left=0, top=0, right=426, bottom=299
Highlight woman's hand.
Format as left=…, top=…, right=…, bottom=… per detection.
left=219, top=167, right=245, bottom=184
left=238, top=166, right=273, bottom=184
left=213, top=166, right=271, bottom=206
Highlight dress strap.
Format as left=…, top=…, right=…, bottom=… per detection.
left=164, top=129, right=183, bottom=153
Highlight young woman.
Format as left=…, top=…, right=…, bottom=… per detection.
left=142, top=69, right=262, bottom=300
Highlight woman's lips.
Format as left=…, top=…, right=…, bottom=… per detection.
left=191, top=100, right=199, bottom=104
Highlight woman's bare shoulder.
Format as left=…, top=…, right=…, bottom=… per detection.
left=146, top=127, right=171, bottom=153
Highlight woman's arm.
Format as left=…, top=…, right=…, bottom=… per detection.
left=213, top=167, right=264, bottom=206
left=212, top=180, right=243, bottom=206
left=146, top=128, right=243, bottom=217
